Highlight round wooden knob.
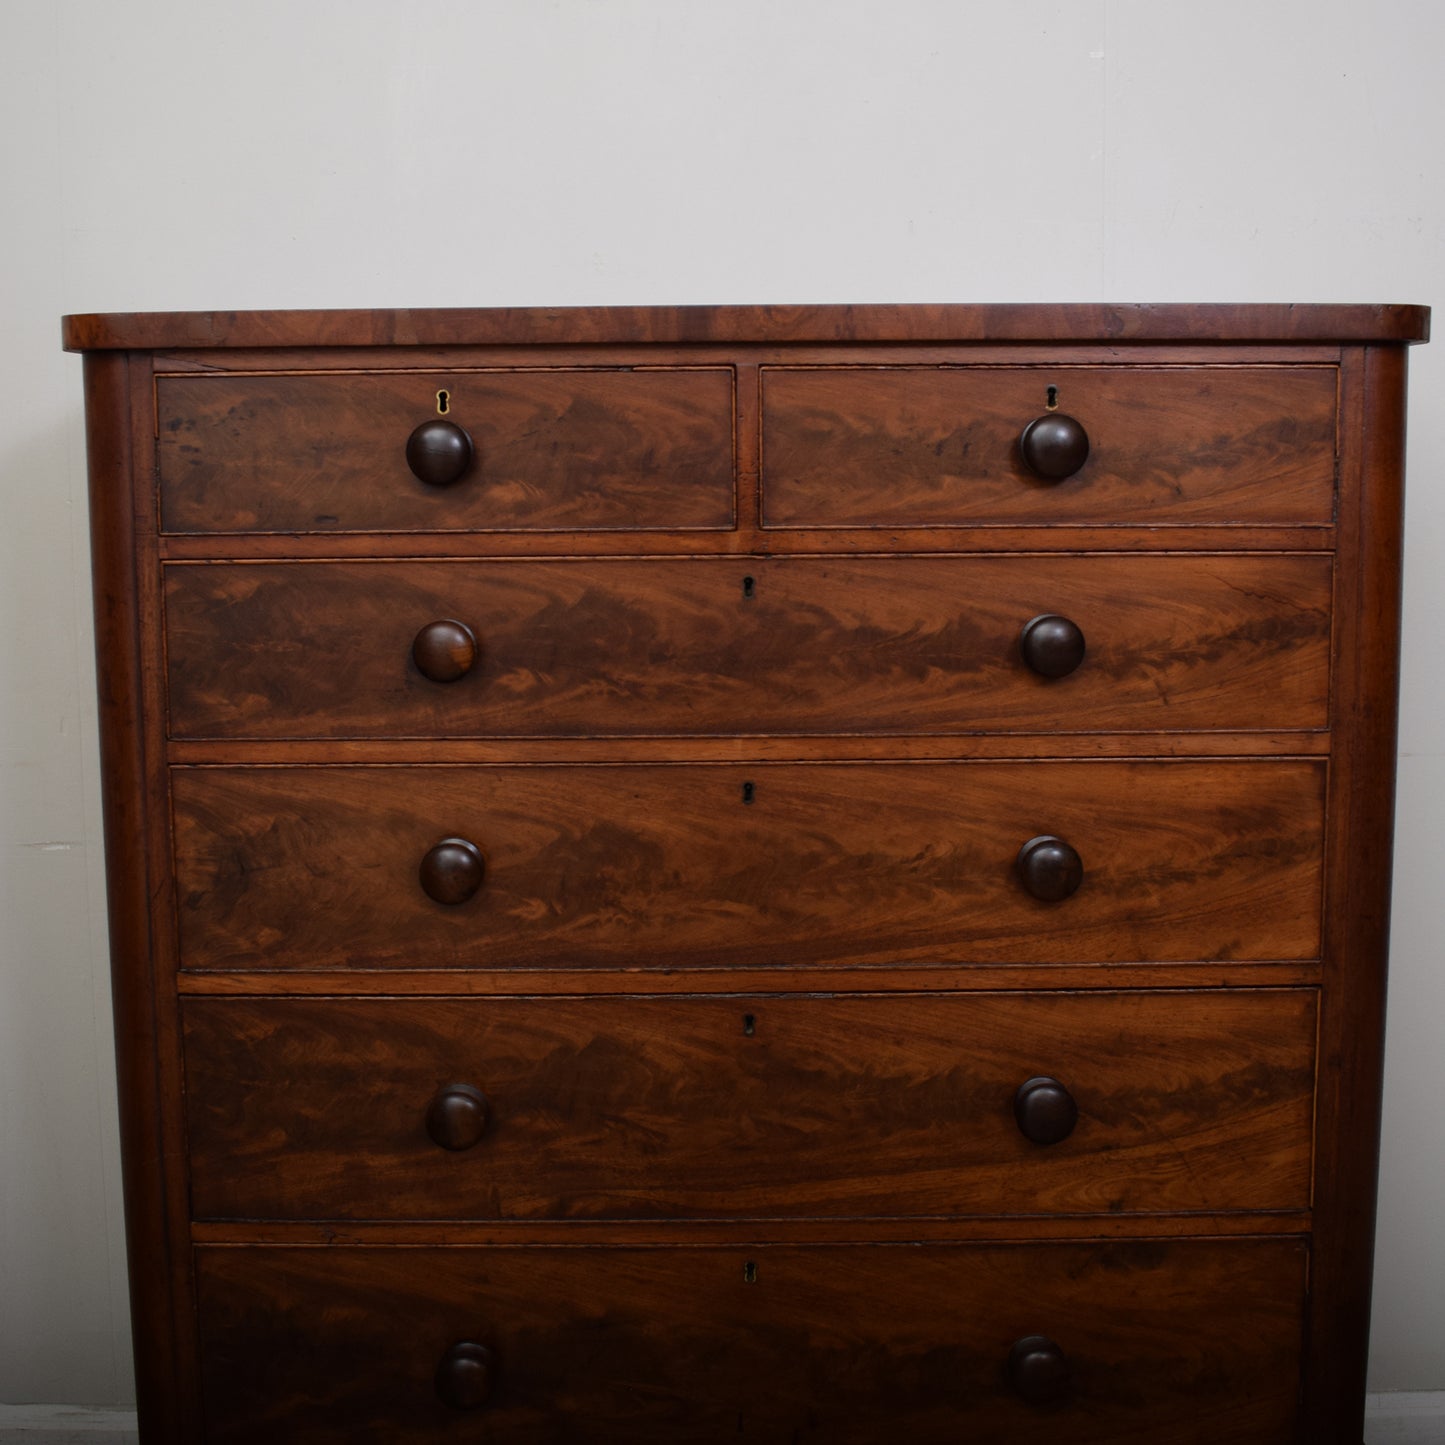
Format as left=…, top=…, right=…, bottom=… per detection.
left=1019, top=413, right=1089, bottom=481
left=435, top=1341, right=494, bottom=1409
left=406, top=419, right=474, bottom=487
left=1007, top=1335, right=1070, bottom=1404
left=426, top=1083, right=491, bottom=1151
left=419, top=838, right=485, bottom=905
left=1014, top=1076, right=1078, bottom=1145
left=1017, top=836, right=1083, bottom=902
left=413, top=620, right=478, bottom=684
left=1020, top=614, right=1085, bottom=679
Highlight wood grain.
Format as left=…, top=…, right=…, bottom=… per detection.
left=762, top=366, right=1338, bottom=526
left=1303, top=344, right=1410, bottom=1441
left=170, top=761, right=1326, bottom=969
left=82, top=354, right=199, bottom=1444
left=162, top=554, right=1333, bottom=739
left=193, top=1239, right=1307, bottom=1445
left=67, top=306, right=1426, bottom=1445
left=181, top=989, right=1316, bottom=1222
left=157, top=369, right=735, bottom=533
left=61, top=300, right=1430, bottom=350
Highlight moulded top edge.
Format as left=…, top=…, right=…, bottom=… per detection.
left=60, top=302, right=1430, bottom=352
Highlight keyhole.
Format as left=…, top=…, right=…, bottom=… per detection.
left=741, top=781, right=755, bottom=805
left=743, top=1013, right=756, bottom=1036
left=743, top=1261, right=758, bottom=1284
left=742, top=575, right=755, bottom=599
left=1045, top=385, right=1058, bottom=411
left=436, top=389, right=450, bottom=415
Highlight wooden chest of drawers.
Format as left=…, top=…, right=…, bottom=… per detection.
left=65, top=302, right=1428, bottom=1444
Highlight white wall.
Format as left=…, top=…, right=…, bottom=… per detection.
left=2, top=0, right=1442, bottom=1405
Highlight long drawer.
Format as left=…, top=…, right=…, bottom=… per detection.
left=162, top=554, right=1333, bottom=739
left=157, top=368, right=737, bottom=533
left=761, top=364, right=1337, bottom=526
left=182, top=990, right=1316, bottom=1221
left=171, top=760, right=1326, bottom=969
left=194, top=1239, right=1308, bottom=1445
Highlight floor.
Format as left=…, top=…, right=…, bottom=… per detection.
left=2, top=1395, right=1443, bottom=1442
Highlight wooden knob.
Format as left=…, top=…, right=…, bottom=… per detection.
left=1020, top=614, right=1085, bottom=679
left=420, top=838, right=485, bottom=905
left=426, top=1083, right=490, bottom=1151
left=1019, top=413, right=1089, bottom=481
left=1007, top=1335, right=1070, bottom=1404
left=413, top=620, right=478, bottom=683
left=406, top=419, right=474, bottom=487
left=1014, top=1076, right=1078, bottom=1145
left=1017, top=836, right=1083, bottom=902
left=435, top=1341, right=494, bottom=1409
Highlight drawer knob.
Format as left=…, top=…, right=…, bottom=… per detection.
left=1007, top=1334, right=1071, bottom=1404
left=420, top=838, right=486, bottom=905
left=1019, top=413, right=1090, bottom=481
left=1017, top=835, right=1083, bottom=902
left=413, top=620, right=479, bottom=684
left=1020, top=614, right=1086, bottom=678
left=435, top=1340, right=494, bottom=1409
left=426, top=1083, right=491, bottom=1151
left=1014, top=1076, right=1079, bottom=1145
left=406, top=419, right=474, bottom=488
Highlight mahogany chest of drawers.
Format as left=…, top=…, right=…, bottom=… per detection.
left=65, top=302, right=1428, bottom=1444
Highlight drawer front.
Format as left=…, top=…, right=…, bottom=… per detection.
left=761, top=365, right=1336, bottom=527
left=195, top=1240, right=1306, bottom=1445
left=157, top=369, right=736, bottom=533
left=171, top=761, right=1325, bottom=969
left=183, top=990, right=1316, bottom=1221
left=163, top=554, right=1332, bottom=739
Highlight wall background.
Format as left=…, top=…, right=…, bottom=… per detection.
left=3, top=0, right=1443, bottom=1407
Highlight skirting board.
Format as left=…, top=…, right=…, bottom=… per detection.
left=1365, top=1392, right=1445, bottom=1443
left=0, top=1394, right=1441, bottom=1441
left=0, top=1407, right=136, bottom=1442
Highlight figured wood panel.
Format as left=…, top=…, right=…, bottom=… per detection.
left=182, top=990, right=1316, bottom=1222
left=170, top=761, right=1325, bottom=969
left=157, top=369, right=735, bottom=533
left=162, top=554, right=1332, bottom=739
left=761, top=366, right=1337, bottom=526
left=194, top=1239, right=1306, bottom=1445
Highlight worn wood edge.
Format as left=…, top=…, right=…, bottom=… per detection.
left=62, top=302, right=1431, bottom=352
left=164, top=736, right=1333, bottom=764
left=147, top=341, right=1352, bottom=370
left=154, top=527, right=1339, bottom=558
left=172, top=965, right=1323, bottom=995
left=1301, top=345, right=1409, bottom=1443
left=188, top=1216, right=1315, bottom=1247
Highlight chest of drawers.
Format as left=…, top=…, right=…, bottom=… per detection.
left=65, top=302, right=1428, bottom=1444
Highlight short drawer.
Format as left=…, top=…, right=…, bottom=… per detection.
left=761, top=365, right=1336, bottom=527
left=156, top=368, right=736, bottom=533
left=182, top=990, right=1316, bottom=1222
left=162, top=554, right=1332, bottom=739
left=171, top=760, right=1325, bottom=969
left=194, top=1239, right=1307, bottom=1445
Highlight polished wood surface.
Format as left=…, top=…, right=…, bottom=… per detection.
left=163, top=554, right=1333, bottom=738
left=62, top=300, right=1431, bottom=350
left=181, top=989, right=1315, bottom=1221
left=170, top=761, right=1325, bottom=969
left=762, top=366, right=1336, bottom=526
left=193, top=1239, right=1307, bottom=1445
left=69, top=304, right=1423, bottom=1444
left=157, top=368, right=735, bottom=533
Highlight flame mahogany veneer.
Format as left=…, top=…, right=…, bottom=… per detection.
left=67, top=302, right=1428, bottom=1443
